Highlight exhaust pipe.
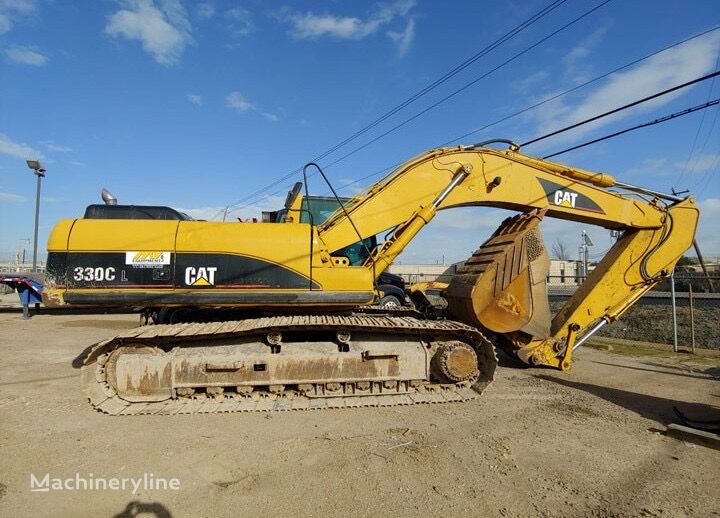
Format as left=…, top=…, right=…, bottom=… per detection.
left=101, top=188, right=117, bottom=205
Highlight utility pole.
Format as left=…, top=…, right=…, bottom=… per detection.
left=26, top=160, right=46, bottom=273
left=579, top=231, right=594, bottom=281
left=19, top=238, right=30, bottom=271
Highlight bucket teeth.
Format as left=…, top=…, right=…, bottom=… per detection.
left=445, top=209, right=551, bottom=338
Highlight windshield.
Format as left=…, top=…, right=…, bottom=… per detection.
left=297, top=197, right=375, bottom=265
left=300, top=197, right=347, bottom=224
left=336, top=237, right=376, bottom=266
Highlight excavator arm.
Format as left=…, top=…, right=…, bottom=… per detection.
left=317, top=143, right=699, bottom=370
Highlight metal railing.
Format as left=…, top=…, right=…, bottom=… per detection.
left=546, top=273, right=720, bottom=351
left=396, top=271, right=719, bottom=351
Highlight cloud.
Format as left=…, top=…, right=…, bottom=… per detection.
left=0, top=191, right=25, bottom=203
left=387, top=17, right=414, bottom=57
left=2, top=45, right=48, bottom=65
left=432, top=207, right=508, bottom=231
left=529, top=31, right=720, bottom=143
left=226, top=91, right=280, bottom=121
left=402, top=196, right=720, bottom=263
left=397, top=206, right=620, bottom=265
left=225, top=91, right=254, bottom=112
left=186, top=93, right=203, bottom=105
left=226, top=7, right=253, bottom=37
left=0, top=0, right=36, bottom=34
left=175, top=206, right=226, bottom=221
left=284, top=0, right=415, bottom=40
left=42, top=140, right=72, bottom=153
left=336, top=178, right=366, bottom=196
left=196, top=2, right=214, bottom=19
left=288, top=13, right=367, bottom=40
left=562, top=25, right=609, bottom=83
left=176, top=195, right=285, bottom=222
left=105, top=0, right=192, bottom=65
left=623, top=157, right=669, bottom=178
left=676, top=153, right=720, bottom=174
left=513, top=69, right=549, bottom=93
left=622, top=153, right=718, bottom=186
left=0, top=133, right=42, bottom=159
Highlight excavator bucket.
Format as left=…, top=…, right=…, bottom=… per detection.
left=445, top=209, right=551, bottom=338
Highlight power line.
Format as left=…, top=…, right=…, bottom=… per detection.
left=521, top=70, right=720, bottom=147
left=255, top=66, right=720, bottom=208
left=320, top=0, right=613, bottom=171
left=331, top=34, right=720, bottom=195
left=542, top=98, right=720, bottom=159
left=675, top=49, right=720, bottom=187
left=312, top=0, right=569, bottom=164
left=230, top=99, right=720, bottom=216
left=439, top=26, right=720, bottom=147
left=230, top=25, right=719, bottom=215
left=215, top=0, right=571, bottom=217
left=691, top=140, right=720, bottom=191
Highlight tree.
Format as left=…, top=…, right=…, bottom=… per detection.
left=551, top=239, right=570, bottom=260
left=676, top=255, right=697, bottom=266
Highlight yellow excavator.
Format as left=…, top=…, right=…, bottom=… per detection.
left=43, top=141, right=699, bottom=415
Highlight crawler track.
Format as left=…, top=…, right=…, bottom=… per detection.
left=81, top=314, right=496, bottom=415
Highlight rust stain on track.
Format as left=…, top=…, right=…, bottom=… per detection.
left=81, top=314, right=497, bottom=415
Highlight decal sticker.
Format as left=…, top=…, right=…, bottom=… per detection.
left=537, top=178, right=605, bottom=214
left=72, top=266, right=116, bottom=282
left=185, top=267, right=217, bottom=286
left=125, top=251, right=171, bottom=268
left=174, top=253, right=320, bottom=289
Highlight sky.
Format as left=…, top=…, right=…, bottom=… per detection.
left=0, top=0, right=719, bottom=268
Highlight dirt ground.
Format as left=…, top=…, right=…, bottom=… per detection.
left=0, top=311, right=718, bottom=518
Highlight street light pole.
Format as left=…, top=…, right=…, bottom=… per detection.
left=26, top=160, right=46, bottom=273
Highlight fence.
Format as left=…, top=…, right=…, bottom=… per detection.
left=547, top=273, right=719, bottom=351
left=390, top=263, right=462, bottom=286
left=395, top=269, right=719, bottom=351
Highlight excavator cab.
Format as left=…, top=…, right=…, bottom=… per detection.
left=263, top=184, right=379, bottom=267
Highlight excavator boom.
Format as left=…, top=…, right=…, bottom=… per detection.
left=315, top=143, right=698, bottom=369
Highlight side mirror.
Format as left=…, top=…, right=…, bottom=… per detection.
left=284, top=182, right=303, bottom=209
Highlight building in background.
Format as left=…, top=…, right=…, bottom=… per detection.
left=387, top=263, right=461, bottom=285
left=547, top=260, right=583, bottom=286
left=0, top=261, right=45, bottom=274
left=389, top=260, right=589, bottom=287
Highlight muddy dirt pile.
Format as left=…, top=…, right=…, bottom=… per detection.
left=551, top=302, right=719, bottom=349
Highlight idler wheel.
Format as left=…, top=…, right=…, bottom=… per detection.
left=431, top=341, right=479, bottom=383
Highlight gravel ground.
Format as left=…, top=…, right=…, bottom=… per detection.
left=0, top=312, right=718, bottom=518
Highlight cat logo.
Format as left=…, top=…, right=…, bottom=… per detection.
left=537, top=178, right=605, bottom=214
left=185, top=266, right=217, bottom=286
left=554, top=190, right=578, bottom=208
